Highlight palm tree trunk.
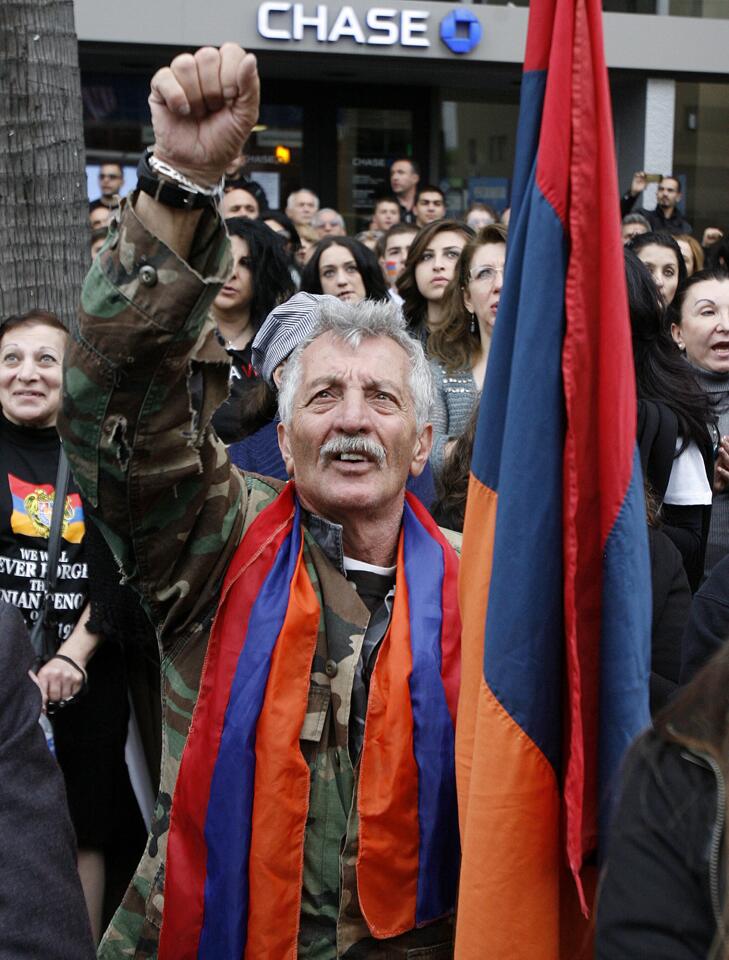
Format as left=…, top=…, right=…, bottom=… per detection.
left=0, top=0, right=88, bottom=325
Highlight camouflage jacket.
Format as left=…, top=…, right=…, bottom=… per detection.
left=59, top=199, right=456, bottom=960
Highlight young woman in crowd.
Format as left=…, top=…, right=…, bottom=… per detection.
left=627, top=249, right=715, bottom=592
left=629, top=231, right=687, bottom=306
left=0, top=311, right=142, bottom=942
left=300, top=236, right=389, bottom=303
left=427, top=224, right=507, bottom=479
left=676, top=233, right=705, bottom=277
left=210, top=217, right=296, bottom=443
left=669, top=268, right=729, bottom=578
left=397, top=219, right=474, bottom=343
left=597, top=641, right=729, bottom=958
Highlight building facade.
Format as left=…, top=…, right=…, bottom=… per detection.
left=76, top=0, right=729, bottom=233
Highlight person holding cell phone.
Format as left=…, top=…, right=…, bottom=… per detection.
left=621, top=170, right=693, bottom=236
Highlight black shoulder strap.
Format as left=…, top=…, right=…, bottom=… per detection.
left=29, top=446, right=71, bottom=663
left=43, top=447, right=70, bottom=595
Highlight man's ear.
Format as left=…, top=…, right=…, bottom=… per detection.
left=277, top=421, right=295, bottom=477
left=409, top=423, right=433, bottom=478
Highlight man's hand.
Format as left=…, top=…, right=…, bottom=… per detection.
left=629, top=171, right=647, bottom=197
left=149, top=44, right=260, bottom=187
left=714, top=436, right=729, bottom=494
left=703, top=227, right=724, bottom=248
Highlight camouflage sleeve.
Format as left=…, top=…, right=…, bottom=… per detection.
left=58, top=197, right=248, bottom=645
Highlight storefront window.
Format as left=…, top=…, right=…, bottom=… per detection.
left=81, top=72, right=150, bottom=157
left=467, top=0, right=729, bottom=14
left=439, top=94, right=519, bottom=220
left=336, top=107, right=414, bottom=231
left=245, top=105, right=304, bottom=212
left=81, top=70, right=303, bottom=213
left=674, top=80, right=729, bottom=234
left=666, top=0, right=729, bottom=15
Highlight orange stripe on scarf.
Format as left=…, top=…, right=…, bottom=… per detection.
left=245, top=543, right=321, bottom=958
left=357, top=533, right=419, bottom=937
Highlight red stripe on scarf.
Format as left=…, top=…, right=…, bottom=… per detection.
left=245, top=544, right=321, bottom=957
left=160, top=485, right=296, bottom=959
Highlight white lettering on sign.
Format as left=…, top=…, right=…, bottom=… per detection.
left=328, top=6, right=365, bottom=43
left=258, top=2, right=291, bottom=40
left=400, top=9, right=428, bottom=47
left=292, top=3, right=327, bottom=40
left=257, top=3, right=430, bottom=47
left=365, top=8, right=398, bottom=45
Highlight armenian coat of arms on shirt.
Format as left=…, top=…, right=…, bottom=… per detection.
left=8, top=474, right=85, bottom=543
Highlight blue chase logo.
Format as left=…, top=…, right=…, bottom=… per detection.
left=439, top=9, right=482, bottom=55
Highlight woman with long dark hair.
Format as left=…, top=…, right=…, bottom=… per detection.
left=300, top=236, right=388, bottom=303
left=210, top=217, right=296, bottom=443
left=427, top=224, right=506, bottom=478
left=669, top=267, right=729, bottom=578
left=396, top=220, right=474, bottom=342
left=629, top=230, right=687, bottom=306
left=627, top=248, right=715, bottom=592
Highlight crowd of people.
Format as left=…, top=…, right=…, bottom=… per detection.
left=4, top=42, right=729, bottom=959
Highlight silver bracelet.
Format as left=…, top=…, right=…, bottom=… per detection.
left=148, top=154, right=223, bottom=199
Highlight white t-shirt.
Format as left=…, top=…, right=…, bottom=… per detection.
left=663, top=439, right=712, bottom=506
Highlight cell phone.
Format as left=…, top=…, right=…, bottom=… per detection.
left=644, top=173, right=663, bottom=184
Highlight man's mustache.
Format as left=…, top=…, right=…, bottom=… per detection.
left=319, top=435, right=386, bottom=466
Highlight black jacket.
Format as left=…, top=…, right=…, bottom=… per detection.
left=681, top=551, right=729, bottom=683
left=637, top=399, right=714, bottom=593
left=621, top=191, right=692, bottom=235
left=648, top=527, right=691, bottom=714
left=597, top=734, right=725, bottom=959
left=0, top=603, right=96, bottom=959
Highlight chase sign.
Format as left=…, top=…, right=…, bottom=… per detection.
left=439, top=9, right=482, bottom=54
left=256, top=3, right=482, bottom=54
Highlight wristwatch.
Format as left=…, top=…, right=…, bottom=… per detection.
left=136, top=150, right=223, bottom=210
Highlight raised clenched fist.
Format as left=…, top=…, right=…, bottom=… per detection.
left=148, top=44, right=260, bottom=188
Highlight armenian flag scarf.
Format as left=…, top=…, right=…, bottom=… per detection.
left=159, top=482, right=461, bottom=959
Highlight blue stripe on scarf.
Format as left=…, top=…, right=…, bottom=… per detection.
left=403, top=503, right=460, bottom=922
left=198, top=510, right=302, bottom=959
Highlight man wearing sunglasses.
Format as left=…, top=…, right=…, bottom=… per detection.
left=89, top=161, right=123, bottom=214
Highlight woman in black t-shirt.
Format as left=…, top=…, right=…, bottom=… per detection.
left=0, top=310, right=131, bottom=942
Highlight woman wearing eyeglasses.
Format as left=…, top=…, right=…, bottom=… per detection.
left=427, top=224, right=507, bottom=480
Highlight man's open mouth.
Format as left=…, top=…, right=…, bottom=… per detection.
left=320, top=437, right=386, bottom=467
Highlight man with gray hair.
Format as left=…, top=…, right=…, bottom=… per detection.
left=230, top=292, right=437, bottom=506
left=313, top=206, right=347, bottom=238
left=60, top=44, right=460, bottom=960
left=286, top=187, right=320, bottom=227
